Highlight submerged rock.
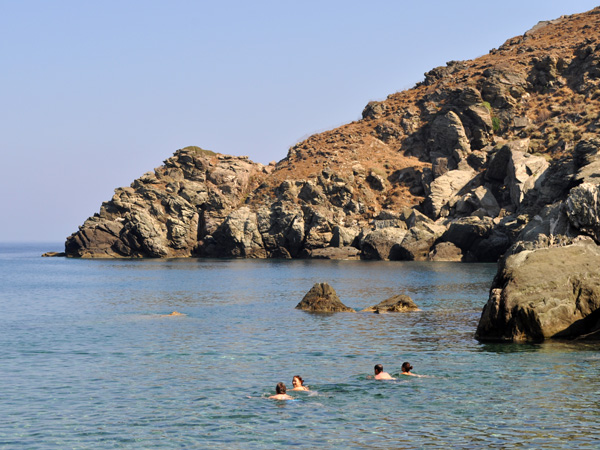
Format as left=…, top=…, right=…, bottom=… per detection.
left=295, top=282, right=355, bottom=313
left=362, top=294, right=419, bottom=313
left=475, top=239, right=600, bottom=342
left=41, top=251, right=66, bottom=257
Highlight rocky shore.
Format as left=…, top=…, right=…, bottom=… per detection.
left=64, top=8, right=600, bottom=341
left=66, top=9, right=600, bottom=263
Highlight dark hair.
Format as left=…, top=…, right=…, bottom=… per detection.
left=276, top=382, right=287, bottom=394
left=374, top=364, right=383, bottom=375
left=293, top=375, right=304, bottom=385
left=402, top=362, right=413, bottom=373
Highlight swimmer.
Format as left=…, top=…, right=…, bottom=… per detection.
left=269, top=382, right=293, bottom=400
left=291, top=375, right=309, bottom=391
left=374, top=364, right=395, bottom=380
left=401, top=362, right=422, bottom=377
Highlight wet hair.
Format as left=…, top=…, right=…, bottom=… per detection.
left=402, top=362, right=413, bottom=373
left=275, top=382, right=287, bottom=394
left=293, top=375, right=304, bottom=386
left=374, top=364, right=383, bottom=375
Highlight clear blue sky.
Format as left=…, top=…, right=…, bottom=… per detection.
left=2, top=0, right=598, bottom=244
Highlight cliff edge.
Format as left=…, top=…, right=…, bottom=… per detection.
left=66, top=8, right=600, bottom=261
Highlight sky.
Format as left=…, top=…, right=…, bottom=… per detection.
left=2, top=0, right=599, bottom=243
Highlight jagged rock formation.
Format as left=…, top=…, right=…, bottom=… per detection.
left=476, top=238, right=600, bottom=342
left=295, top=283, right=355, bottom=313
left=65, top=148, right=268, bottom=258
left=362, top=294, right=419, bottom=313
left=66, top=8, right=600, bottom=262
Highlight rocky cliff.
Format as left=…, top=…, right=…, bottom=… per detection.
left=66, top=8, right=600, bottom=261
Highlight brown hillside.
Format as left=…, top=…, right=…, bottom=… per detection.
left=254, top=7, right=600, bottom=210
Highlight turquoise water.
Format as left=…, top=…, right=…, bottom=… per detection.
left=1, top=243, right=599, bottom=449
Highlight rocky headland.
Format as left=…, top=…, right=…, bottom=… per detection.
left=64, top=8, right=600, bottom=341
left=66, top=8, right=600, bottom=263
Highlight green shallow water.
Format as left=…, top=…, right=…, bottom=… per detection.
left=1, top=243, right=599, bottom=449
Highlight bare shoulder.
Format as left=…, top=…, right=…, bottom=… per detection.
left=375, top=373, right=396, bottom=380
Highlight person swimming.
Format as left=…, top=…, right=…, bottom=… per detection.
left=268, top=382, right=293, bottom=400
left=374, top=364, right=395, bottom=380
left=291, top=375, right=309, bottom=391
left=401, top=362, right=419, bottom=376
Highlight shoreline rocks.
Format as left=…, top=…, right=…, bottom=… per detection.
left=64, top=10, right=600, bottom=266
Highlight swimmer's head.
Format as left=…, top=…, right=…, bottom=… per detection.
left=276, top=382, right=287, bottom=394
left=293, top=375, right=304, bottom=387
left=402, top=362, right=413, bottom=373
left=374, top=364, right=383, bottom=375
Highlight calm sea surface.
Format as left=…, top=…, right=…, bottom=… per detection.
left=1, top=243, right=599, bottom=449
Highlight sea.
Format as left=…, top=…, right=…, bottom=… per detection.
left=1, top=243, right=599, bottom=449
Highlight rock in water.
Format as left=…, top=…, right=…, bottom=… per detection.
left=295, top=283, right=355, bottom=313
left=362, top=294, right=419, bottom=313
left=41, top=252, right=66, bottom=257
left=475, top=239, right=600, bottom=342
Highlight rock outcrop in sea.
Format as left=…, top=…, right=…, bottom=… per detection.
left=66, top=8, right=600, bottom=264
left=362, top=294, right=419, bottom=313
left=295, top=283, right=355, bottom=313
left=476, top=238, right=600, bottom=342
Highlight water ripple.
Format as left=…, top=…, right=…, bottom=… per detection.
left=1, top=247, right=600, bottom=448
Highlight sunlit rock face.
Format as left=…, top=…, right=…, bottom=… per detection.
left=66, top=9, right=600, bottom=262
left=476, top=239, right=600, bottom=342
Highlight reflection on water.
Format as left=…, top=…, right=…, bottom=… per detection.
left=1, top=245, right=600, bottom=449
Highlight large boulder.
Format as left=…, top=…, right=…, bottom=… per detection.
left=257, top=204, right=305, bottom=258
left=480, top=68, right=527, bottom=109
left=475, top=239, right=600, bottom=342
left=429, top=110, right=472, bottom=166
left=65, top=220, right=124, bottom=258
left=440, top=216, right=494, bottom=257
left=566, top=183, right=600, bottom=243
left=362, top=294, right=419, bottom=313
left=330, top=225, right=360, bottom=247
left=295, top=283, right=355, bottom=313
left=428, top=242, right=463, bottom=261
left=396, top=227, right=438, bottom=261
left=205, top=207, right=266, bottom=258
left=426, top=168, right=476, bottom=218
left=509, top=202, right=577, bottom=255
left=506, top=150, right=549, bottom=208
left=454, top=185, right=500, bottom=218
left=360, top=227, right=407, bottom=260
